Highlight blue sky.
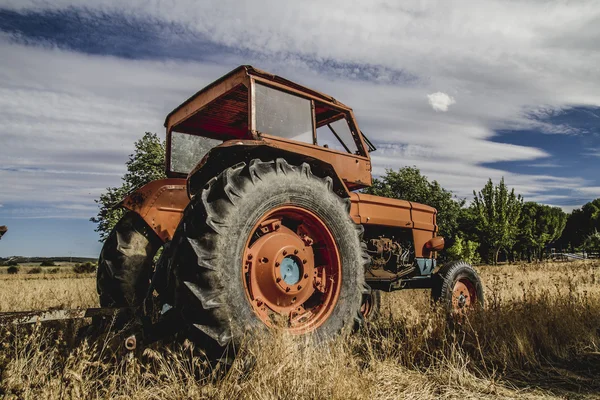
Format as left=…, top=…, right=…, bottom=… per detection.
left=0, top=1, right=599, bottom=257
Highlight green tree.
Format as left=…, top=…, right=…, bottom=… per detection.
left=517, top=202, right=566, bottom=261
left=445, top=235, right=481, bottom=265
left=558, top=198, right=600, bottom=252
left=472, top=178, right=523, bottom=264
left=90, top=132, right=166, bottom=241
left=364, top=167, right=463, bottom=241
left=583, top=230, right=600, bottom=253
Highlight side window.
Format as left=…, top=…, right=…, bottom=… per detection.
left=170, top=132, right=221, bottom=174
left=316, top=118, right=360, bottom=154
left=254, top=83, right=314, bottom=144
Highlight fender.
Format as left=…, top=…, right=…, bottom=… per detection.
left=187, top=140, right=352, bottom=198
left=121, top=178, right=189, bottom=242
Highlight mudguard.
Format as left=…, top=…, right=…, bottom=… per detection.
left=120, top=178, right=188, bottom=242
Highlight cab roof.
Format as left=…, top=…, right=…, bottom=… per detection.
left=164, top=65, right=352, bottom=134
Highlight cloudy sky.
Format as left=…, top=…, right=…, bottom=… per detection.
left=0, top=0, right=599, bottom=257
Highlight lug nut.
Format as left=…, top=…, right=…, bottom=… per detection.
left=275, top=262, right=280, bottom=267
left=276, top=277, right=281, bottom=282
left=294, top=249, right=299, bottom=254
left=297, top=285, right=302, bottom=290
left=304, top=273, right=309, bottom=279
left=283, top=250, right=287, bottom=256
left=247, top=254, right=253, bottom=260
left=286, top=287, right=291, bottom=292
left=302, top=259, right=307, bottom=264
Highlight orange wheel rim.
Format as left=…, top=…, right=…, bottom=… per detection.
left=452, top=278, right=477, bottom=313
left=242, top=206, right=342, bottom=334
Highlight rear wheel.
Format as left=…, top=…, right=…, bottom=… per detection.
left=432, top=260, right=484, bottom=316
left=97, top=212, right=162, bottom=309
left=169, top=158, right=369, bottom=355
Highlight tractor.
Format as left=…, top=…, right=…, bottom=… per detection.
left=97, top=65, right=484, bottom=356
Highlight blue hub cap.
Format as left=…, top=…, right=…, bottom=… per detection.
left=280, top=256, right=302, bottom=285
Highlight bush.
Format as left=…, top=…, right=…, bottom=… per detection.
left=47, top=267, right=60, bottom=274
left=28, top=266, right=42, bottom=274
left=7, top=260, right=18, bottom=266
left=7, top=266, right=19, bottom=274
left=73, top=262, right=96, bottom=274
left=446, top=235, right=481, bottom=265
left=40, top=260, right=56, bottom=267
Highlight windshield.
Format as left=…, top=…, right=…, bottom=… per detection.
left=254, top=83, right=314, bottom=143
left=170, top=131, right=221, bottom=174
left=316, top=118, right=360, bottom=154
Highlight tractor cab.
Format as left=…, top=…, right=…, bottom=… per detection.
left=164, top=65, right=376, bottom=191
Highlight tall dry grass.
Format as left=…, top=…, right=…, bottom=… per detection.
left=0, top=261, right=599, bottom=399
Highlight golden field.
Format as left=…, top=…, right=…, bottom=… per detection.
left=0, top=261, right=599, bottom=399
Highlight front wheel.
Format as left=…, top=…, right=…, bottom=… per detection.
left=432, top=260, right=484, bottom=316
left=169, top=158, right=369, bottom=354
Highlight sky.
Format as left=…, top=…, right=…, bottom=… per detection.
left=0, top=1, right=599, bottom=257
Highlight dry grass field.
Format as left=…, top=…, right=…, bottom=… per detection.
left=0, top=261, right=599, bottom=399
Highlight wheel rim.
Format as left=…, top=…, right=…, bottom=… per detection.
left=242, top=205, right=342, bottom=333
left=452, top=278, right=477, bottom=312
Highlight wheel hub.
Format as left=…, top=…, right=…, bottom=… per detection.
left=280, top=256, right=302, bottom=285
left=452, top=279, right=476, bottom=312
left=242, top=206, right=341, bottom=333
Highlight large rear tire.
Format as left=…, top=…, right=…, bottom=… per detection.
left=97, top=212, right=162, bottom=309
left=169, top=158, right=369, bottom=355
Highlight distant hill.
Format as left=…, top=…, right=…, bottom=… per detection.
left=0, top=256, right=96, bottom=265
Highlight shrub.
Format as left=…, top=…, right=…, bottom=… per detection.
left=28, top=266, right=42, bottom=274
left=7, top=260, right=18, bottom=266
left=7, top=266, right=19, bottom=274
left=40, top=260, right=56, bottom=267
left=73, top=262, right=96, bottom=274
left=446, top=235, right=481, bottom=265
left=47, top=267, right=60, bottom=274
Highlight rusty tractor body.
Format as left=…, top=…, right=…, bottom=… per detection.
left=96, top=66, right=483, bottom=356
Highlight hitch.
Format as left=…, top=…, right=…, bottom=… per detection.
left=0, top=305, right=183, bottom=352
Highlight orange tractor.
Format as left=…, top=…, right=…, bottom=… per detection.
left=97, top=66, right=483, bottom=354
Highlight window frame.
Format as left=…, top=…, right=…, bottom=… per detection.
left=250, top=78, right=368, bottom=157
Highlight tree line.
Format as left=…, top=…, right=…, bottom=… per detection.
left=366, top=167, right=599, bottom=265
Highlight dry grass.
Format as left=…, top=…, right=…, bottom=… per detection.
left=0, top=261, right=599, bottom=399
left=0, top=273, right=97, bottom=312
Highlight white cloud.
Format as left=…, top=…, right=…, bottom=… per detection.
left=427, top=92, right=456, bottom=112
left=584, top=149, right=600, bottom=157
left=577, top=187, right=600, bottom=197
